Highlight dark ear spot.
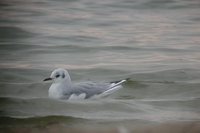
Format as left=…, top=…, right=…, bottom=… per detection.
left=62, top=73, right=65, bottom=78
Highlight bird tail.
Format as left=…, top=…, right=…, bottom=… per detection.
left=99, top=78, right=129, bottom=97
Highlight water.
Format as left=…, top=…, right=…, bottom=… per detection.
left=0, top=0, right=200, bottom=132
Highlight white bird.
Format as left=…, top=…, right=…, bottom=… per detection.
left=43, top=68, right=127, bottom=100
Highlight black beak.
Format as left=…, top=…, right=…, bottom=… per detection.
left=43, top=77, right=52, bottom=81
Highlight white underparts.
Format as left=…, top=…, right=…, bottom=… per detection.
left=68, top=93, right=86, bottom=100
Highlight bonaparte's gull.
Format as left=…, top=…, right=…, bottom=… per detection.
left=43, top=68, right=127, bottom=100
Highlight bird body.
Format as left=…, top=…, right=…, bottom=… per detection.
left=44, top=68, right=127, bottom=100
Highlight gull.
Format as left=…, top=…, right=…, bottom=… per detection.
left=43, top=68, right=127, bottom=100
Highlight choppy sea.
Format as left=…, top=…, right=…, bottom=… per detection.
left=0, top=0, right=200, bottom=132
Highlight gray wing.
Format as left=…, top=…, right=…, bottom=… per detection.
left=69, top=82, right=111, bottom=99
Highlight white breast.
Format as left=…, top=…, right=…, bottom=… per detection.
left=48, top=83, right=65, bottom=99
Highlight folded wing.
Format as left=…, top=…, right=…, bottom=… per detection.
left=66, top=79, right=127, bottom=99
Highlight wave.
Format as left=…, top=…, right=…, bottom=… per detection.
left=0, top=96, right=200, bottom=122
left=0, top=115, right=87, bottom=127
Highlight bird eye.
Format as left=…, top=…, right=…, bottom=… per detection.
left=55, top=74, right=60, bottom=78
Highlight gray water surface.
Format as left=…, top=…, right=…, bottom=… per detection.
left=0, top=0, right=200, bottom=130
